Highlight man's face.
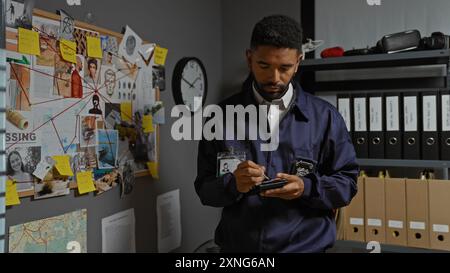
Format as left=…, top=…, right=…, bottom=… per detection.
left=246, top=45, right=301, bottom=100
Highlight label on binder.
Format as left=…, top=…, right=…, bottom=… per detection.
left=388, top=220, right=404, bottom=229
left=423, top=96, right=437, bottom=132
left=367, top=218, right=382, bottom=227
left=338, top=98, right=351, bottom=132
left=409, top=221, right=425, bottom=230
left=370, top=97, right=382, bottom=131
left=354, top=98, right=367, bottom=132
left=350, top=218, right=364, bottom=226
left=442, top=95, right=450, bottom=131
left=386, top=96, right=399, bottom=131
left=433, top=224, right=449, bottom=233
left=404, top=96, right=417, bottom=132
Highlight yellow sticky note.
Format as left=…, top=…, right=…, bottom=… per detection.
left=60, top=39, right=77, bottom=63
left=52, top=155, right=74, bottom=177
left=6, top=180, right=21, bottom=206
left=87, top=36, right=103, bottom=59
left=147, top=162, right=159, bottom=179
left=154, top=46, right=168, bottom=66
left=120, top=102, right=132, bottom=122
left=142, top=115, right=154, bottom=133
left=76, top=171, right=96, bottom=194
left=18, top=27, right=40, bottom=56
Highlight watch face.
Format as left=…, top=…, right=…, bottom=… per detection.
left=180, top=59, right=206, bottom=112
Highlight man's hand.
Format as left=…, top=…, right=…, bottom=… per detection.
left=233, top=160, right=266, bottom=193
left=260, top=173, right=304, bottom=200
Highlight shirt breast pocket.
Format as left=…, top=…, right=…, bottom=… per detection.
left=290, top=148, right=318, bottom=177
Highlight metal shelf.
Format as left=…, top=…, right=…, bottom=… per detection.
left=300, top=49, right=450, bottom=71
left=357, top=159, right=450, bottom=180
left=357, top=159, right=450, bottom=168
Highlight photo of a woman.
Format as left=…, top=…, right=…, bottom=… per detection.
left=7, top=150, right=34, bottom=192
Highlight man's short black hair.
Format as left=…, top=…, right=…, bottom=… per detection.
left=250, top=15, right=303, bottom=52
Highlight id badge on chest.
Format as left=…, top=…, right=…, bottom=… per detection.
left=217, top=150, right=246, bottom=177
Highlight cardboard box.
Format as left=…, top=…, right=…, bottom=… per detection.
left=385, top=178, right=407, bottom=246
left=345, top=176, right=365, bottom=242
left=428, top=179, right=450, bottom=251
left=406, top=179, right=430, bottom=249
left=364, top=177, right=386, bottom=243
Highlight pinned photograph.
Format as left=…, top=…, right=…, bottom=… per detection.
left=81, top=146, right=98, bottom=170
left=118, top=26, right=142, bottom=63
left=6, top=0, right=34, bottom=29
left=80, top=115, right=98, bottom=147
left=152, top=65, right=165, bottom=91
left=96, top=129, right=119, bottom=169
left=73, top=27, right=100, bottom=56
left=8, top=62, right=31, bottom=111
left=58, top=9, right=74, bottom=41
left=84, top=57, right=102, bottom=88
left=105, top=103, right=121, bottom=128
left=32, top=16, right=59, bottom=67
left=53, top=42, right=73, bottom=98
left=34, top=180, right=70, bottom=200
left=94, top=169, right=121, bottom=195
left=6, top=146, right=41, bottom=192
left=71, top=152, right=88, bottom=173
left=5, top=0, right=24, bottom=29
left=101, top=35, right=119, bottom=66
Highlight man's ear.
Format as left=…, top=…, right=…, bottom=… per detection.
left=294, top=53, right=303, bottom=73
left=246, top=49, right=253, bottom=70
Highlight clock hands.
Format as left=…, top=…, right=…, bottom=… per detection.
left=192, top=77, right=201, bottom=86
left=182, top=77, right=195, bottom=88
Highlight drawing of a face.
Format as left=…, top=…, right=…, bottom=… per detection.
left=9, top=152, right=23, bottom=172
left=126, top=36, right=136, bottom=55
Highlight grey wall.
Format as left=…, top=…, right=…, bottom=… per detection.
left=316, top=0, right=450, bottom=58
left=5, top=0, right=223, bottom=253
left=222, top=0, right=301, bottom=96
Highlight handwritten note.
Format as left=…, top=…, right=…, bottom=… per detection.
left=154, top=46, right=168, bottom=66
left=6, top=180, right=21, bottom=206
left=142, top=115, right=154, bottom=133
left=76, top=171, right=96, bottom=194
left=18, top=28, right=40, bottom=56
left=147, top=162, right=159, bottom=179
left=52, top=155, right=74, bottom=177
left=60, top=39, right=77, bottom=63
left=87, top=36, right=103, bottom=59
left=120, top=102, right=133, bottom=122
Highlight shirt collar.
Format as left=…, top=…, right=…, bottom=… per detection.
left=252, top=82, right=294, bottom=110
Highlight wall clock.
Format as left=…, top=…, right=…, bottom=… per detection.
left=172, top=57, right=207, bottom=113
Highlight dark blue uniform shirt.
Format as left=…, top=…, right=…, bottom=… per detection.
left=194, top=81, right=359, bottom=253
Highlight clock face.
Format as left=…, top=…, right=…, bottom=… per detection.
left=180, top=59, right=206, bottom=112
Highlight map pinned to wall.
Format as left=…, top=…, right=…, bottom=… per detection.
left=8, top=209, right=87, bottom=253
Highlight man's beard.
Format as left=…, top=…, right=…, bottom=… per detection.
left=253, top=77, right=291, bottom=102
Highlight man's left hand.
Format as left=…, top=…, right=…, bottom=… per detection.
left=260, top=173, right=304, bottom=200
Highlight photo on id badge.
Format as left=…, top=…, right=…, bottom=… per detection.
left=217, top=151, right=246, bottom=177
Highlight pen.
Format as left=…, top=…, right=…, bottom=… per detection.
left=238, top=159, right=270, bottom=180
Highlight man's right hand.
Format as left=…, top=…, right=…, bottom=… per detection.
left=233, top=160, right=266, bottom=193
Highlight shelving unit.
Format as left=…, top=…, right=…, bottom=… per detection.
left=298, top=49, right=450, bottom=253
left=357, top=159, right=450, bottom=179
left=295, top=49, right=450, bottom=179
